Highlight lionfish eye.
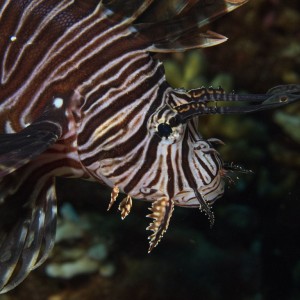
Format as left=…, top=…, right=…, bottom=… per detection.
left=157, top=123, right=173, bottom=138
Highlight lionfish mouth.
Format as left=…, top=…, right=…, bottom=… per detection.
left=172, top=188, right=222, bottom=208
left=172, top=184, right=224, bottom=228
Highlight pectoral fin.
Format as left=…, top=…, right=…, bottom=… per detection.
left=0, top=174, right=57, bottom=294
left=0, top=114, right=63, bottom=178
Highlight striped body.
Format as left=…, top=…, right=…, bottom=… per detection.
left=0, top=0, right=224, bottom=204
left=1, top=0, right=299, bottom=294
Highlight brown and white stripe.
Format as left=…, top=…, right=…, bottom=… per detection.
left=0, top=0, right=250, bottom=293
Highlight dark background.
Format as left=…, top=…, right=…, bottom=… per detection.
left=6, top=1, right=300, bottom=299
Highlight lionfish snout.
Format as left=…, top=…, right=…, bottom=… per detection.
left=171, top=137, right=225, bottom=227
left=172, top=176, right=225, bottom=209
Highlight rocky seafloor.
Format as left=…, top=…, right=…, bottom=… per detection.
left=2, top=1, right=300, bottom=300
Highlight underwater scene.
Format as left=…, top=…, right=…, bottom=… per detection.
left=2, top=0, right=300, bottom=299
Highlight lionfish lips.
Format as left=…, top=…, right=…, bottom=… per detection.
left=171, top=173, right=225, bottom=208
left=173, top=186, right=224, bottom=208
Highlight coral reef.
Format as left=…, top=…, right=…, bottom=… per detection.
left=45, top=203, right=115, bottom=280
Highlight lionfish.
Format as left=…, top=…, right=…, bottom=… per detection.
left=0, top=0, right=299, bottom=293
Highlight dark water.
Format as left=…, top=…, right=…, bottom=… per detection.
left=5, top=1, right=300, bottom=300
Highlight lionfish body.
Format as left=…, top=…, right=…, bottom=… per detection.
left=0, top=0, right=299, bottom=293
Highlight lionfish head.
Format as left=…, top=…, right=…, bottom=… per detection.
left=144, top=89, right=225, bottom=224
left=139, top=84, right=300, bottom=251
left=79, top=82, right=300, bottom=252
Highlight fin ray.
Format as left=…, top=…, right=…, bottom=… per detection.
left=0, top=222, right=29, bottom=290
left=0, top=113, right=63, bottom=178
left=134, top=0, right=247, bottom=52
left=148, top=30, right=227, bottom=52
left=0, top=173, right=57, bottom=294
left=103, top=0, right=248, bottom=53
left=102, top=0, right=154, bottom=21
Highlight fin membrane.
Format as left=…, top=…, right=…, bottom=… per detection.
left=102, top=0, right=153, bottom=21
left=103, top=0, right=248, bottom=52
left=147, top=30, right=227, bottom=52
left=0, top=168, right=57, bottom=294
left=0, top=115, right=62, bottom=178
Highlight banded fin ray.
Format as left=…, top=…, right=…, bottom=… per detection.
left=102, top=0, right=153, bottom=21
left=104, top=0, right=247, bottom=22
left=0, top=104, right=64, bottom=178
left=103, top=0, right=248, bottom=52
left=147, top=29, right=227, bottom=52
left=138, top=0, right=248, bottom=52
left=0, top=174, right=57, bottom=294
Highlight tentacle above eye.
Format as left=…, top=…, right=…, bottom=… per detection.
left=172, top=84, right=300, bottom=122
